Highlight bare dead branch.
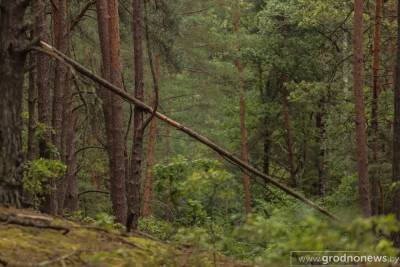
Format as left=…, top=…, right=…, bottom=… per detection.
left=70, top=0, right=96, bottom=32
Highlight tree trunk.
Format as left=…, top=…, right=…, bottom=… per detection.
left=108, top=0, right=128, bottom=224
left=95, top=0, right=128, bottom=224
left=143, top=55, right=161, bottom=217
left=283, top=90, right=296, bottom=188
left=42, top=0, right=69, bottom=215
left=371, top=0, right=383, bottom=215
left=59, top=91, right=77, bottom=213
left=233, top=5, right=252, bottom=215
left=392, top=0, right=400, bottom=247
left=63, top=112, right=79, bottom=213
left=35, top=0, right=54, bottom=213
left=35, top=0, right=51, bottom=160
left=127, top=0, right=146, bottom=230
left=263, top=127, right=271, bottom=177
left=353, top=0, right=372, bottom=217
left=0, top=0, right=31, bottom=207
left=27, top=52, right=37, bottom=161
left=164, top=103, right=172, bottom=155
left=52, top=0, right=68, bottom=155
left=58, top=68, right=73, bottom=214
left=64, top=154, right=79, bottom=212
left=315, top=106, right=326, bottom=197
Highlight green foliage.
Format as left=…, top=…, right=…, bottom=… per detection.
left=23, top=159, right=66, bottom=195
left=153, top=156, right=242, bottom=226
left=92, top=212, right=123, bottom=230
left=325, top=175, right=358, bottom=210
left=230, top=213, right=399, bottom=265
left=173, top=226, right=214, bottom=249
left=138, top=217, right=175, bottom=240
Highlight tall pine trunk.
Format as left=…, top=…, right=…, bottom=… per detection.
left=371, top=0, right=383, bottom=215
left=128, top=0, right=146, bottom=230
left=283, top=89, right=296, bottom=187
left=353, top=0, right=371, bottom=217
left=143, top=55, right=161, bottom=217
left=108, top=0, right=128, bottom=223
left=233, top=4, right=252, bottom=214
left=95, top=0, right=128, bottom=224
left=0, top=0, right=31, bottom=207
left=392, top=0, right=400, bottom=248
left=41, top=0, right=70, bottom=215
left=35, top=0, right=51, bottom=160
left=316, top=103, right=326, bottom=197
left=27, top=52, right=37, bottom=161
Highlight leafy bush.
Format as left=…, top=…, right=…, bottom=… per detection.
left=138, top=217, right=175, bottom=240
left=23, top=159, right=67, bottom=207
left=324, top=175, right=358, bottom=210
left=153, top=156, right=242, bottom=226
left=92, top=212, right=123, bottom=230
left=228, top=212, right=399, bottom=266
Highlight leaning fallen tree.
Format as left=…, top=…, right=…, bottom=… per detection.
left=34, top=41, right=338, bottom=221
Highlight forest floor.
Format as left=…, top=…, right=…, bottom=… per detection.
left=0, top=207, right=250, bottom=267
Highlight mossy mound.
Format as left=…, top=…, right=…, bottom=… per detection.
left=0, top=207, right=250, bottom=267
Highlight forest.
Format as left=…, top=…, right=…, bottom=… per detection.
left=2, top=0, right=400, bottom=266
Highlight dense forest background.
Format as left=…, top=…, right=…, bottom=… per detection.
left=3, top=0, right=400, bottom=265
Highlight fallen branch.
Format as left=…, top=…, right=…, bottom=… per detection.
left=0, top=212, right=69, bottom=235
left=33, top=41, right=338, bottom=221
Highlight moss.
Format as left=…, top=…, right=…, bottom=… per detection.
left=0, top=208, right=248, bottom=266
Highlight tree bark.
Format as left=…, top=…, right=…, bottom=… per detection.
left=127, top=0, right=146, bottom=230
left=0, top=0, right=31, bottom=207
left=392, top=0, right=400, bottom=247
left=35, top=0, right=51, bottom=160
left=315, top=108, right=326, bottom=197
left=52, top=0, right=68, bottom=156
left=35, top=0, right=55, bottom=214
left=353, top=0, right=371, bottom=217
left=108, top=0, right=128, bottom=223
left=42, top=0, right=69, bottom=215
left=27, top=52, right=37, bottom=161
left=63, top=112, right=79, bottom=213
left=263, top=127, right=271, bottom=177
left=164, top=103, right=172, bottom=155
left=58, top=66, right=73, bottom=214
left=371, top=0, right=383, bottom=215
left=143, top=55, right=161, bottom=217
left=283, top=89, right=296, bottom=188
left=95, top=0, right=128, bottom=224
left=233, top=5, right=252, bottom=214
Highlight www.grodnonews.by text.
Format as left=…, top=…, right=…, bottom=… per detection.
left=290, top=251, right=400, bottom=266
